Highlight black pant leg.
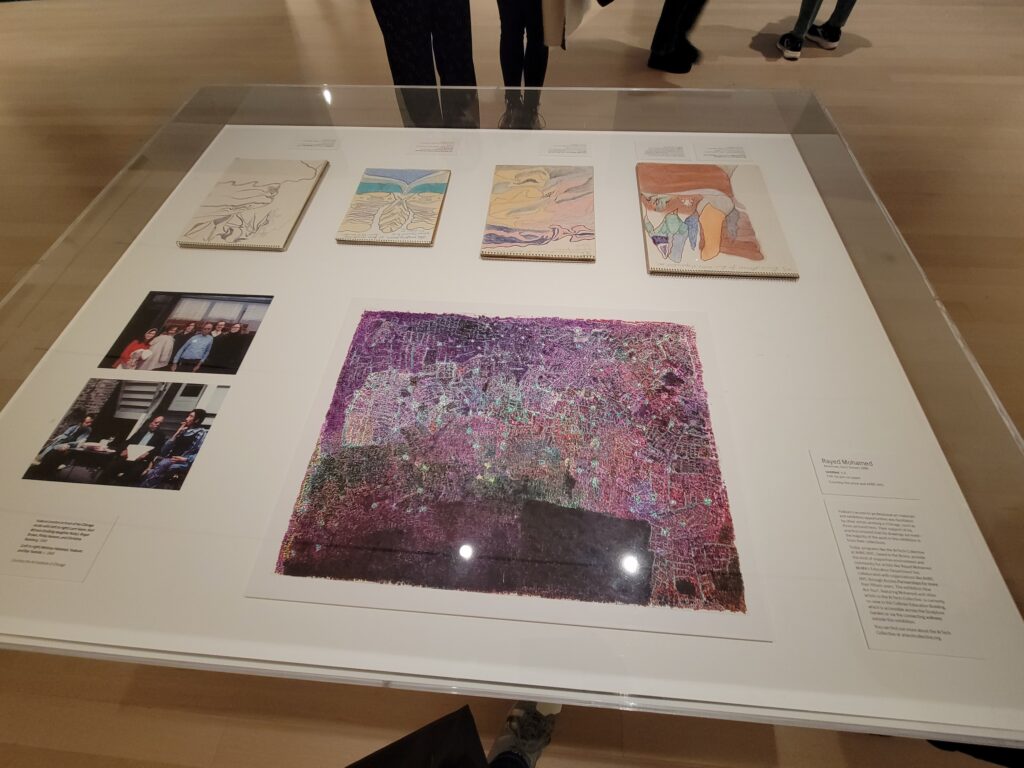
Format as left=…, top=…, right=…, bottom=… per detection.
left=650, top=0, right=708, bottom=56
left=497, top=0, right=526, bottom=87
left=429, top=0, right=477, bottom=86
left=370, top=0, right=437, bottom=86
left=522, top=0, right=548, bottom=87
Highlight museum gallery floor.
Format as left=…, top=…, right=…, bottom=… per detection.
left=0, top=121, right=1021, bottom=745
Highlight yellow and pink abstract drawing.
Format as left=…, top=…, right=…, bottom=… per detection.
left=481, top=165, right=596, bottom=261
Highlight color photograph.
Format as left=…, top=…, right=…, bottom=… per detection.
left=99, top=291, right=271, bottom=374
left=24, top=379, right=228, bottom=490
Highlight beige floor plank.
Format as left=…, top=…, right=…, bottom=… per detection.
left=0, top=690, right=224, bottom=767
left=1, top=744, right=191, bottom=768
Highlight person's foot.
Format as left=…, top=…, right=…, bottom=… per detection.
left=807, top=22, right=841, bottom=50
left=499, top=92, right=523, bottom=130
left=487, top=701, right=557, bottom=768
left=647, top=41, right=701, bottom=74
left=776, top=32, right=803, bottom=61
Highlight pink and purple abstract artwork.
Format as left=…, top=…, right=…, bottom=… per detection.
left=277, top=311, right=744, bottom=612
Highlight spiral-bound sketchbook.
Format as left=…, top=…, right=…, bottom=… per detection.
left=481, top=165, right=596, bottom=262
left=636, top=162, right=798, bottom=279
left=337, top=168, right=451, bottom=246
left=177, top=158, right=328, bottom=251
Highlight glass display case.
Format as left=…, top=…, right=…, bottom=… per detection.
left=0, top=86, right=1021, bottom=747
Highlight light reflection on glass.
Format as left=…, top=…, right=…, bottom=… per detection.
left=621, top=553, right=640, bottom=575
left=458, top=544, right=474, bottom=560
left=322, top=88, right=333, bottom=105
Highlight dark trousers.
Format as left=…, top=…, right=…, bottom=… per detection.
left=497, top=0, right=548, bottom=88
left=370, top=0, right=477, bottom=87
left=97, top=457, right=149, bottom=487
left=650, top=0, right=709, bottom=57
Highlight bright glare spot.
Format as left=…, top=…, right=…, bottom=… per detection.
left=459, top=544, right=474, bottom=560
left=621, top=554, right=640, bottom=575
left=322, top=88, right=333, bottom=105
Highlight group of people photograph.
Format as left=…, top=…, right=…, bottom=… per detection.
left=23, top=379, right=227, bottom=491
left=100, top=291, right=271, bottom=375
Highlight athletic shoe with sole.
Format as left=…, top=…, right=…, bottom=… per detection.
left=487, top=701, right=557, bottom=768
left=807, top=23, right=841, bottom=50
left=776, top=32, right=803, bottom=61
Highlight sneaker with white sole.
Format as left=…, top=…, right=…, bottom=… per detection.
left=487, top=701, right=557, bottom=768
left=776, top=32, right=803, bottom=61
left=807, top=23, right=841, bottom=49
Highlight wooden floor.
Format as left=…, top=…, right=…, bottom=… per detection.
left=0, top=1, right=1021, bottom=766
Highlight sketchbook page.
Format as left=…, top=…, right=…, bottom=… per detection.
left=177, top=158, right=328, bottom=251
left=637, top=163, right=797, bottom=278
left=481, top=165, right=596, bottom=262
left=336, top=169, right=450, bottom=246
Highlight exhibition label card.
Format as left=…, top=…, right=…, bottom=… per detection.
left=542, top=140, right=592, bottom=157
left=293, top=137, right=339, bottom=151
left=481, top=165, right=596, bottom=262
left=337, top=168, right=451, bottom=246
left=0, top=511, right=115, bottom=582
left=634, top=140, right=691, bottom=161
left=177, top=158, right=328, bottom=251
left=811, top=450, right=920, bottom=500
left=695, top=143, right=748, bottom=161
left=824, top=496, right=984, bottom=657
left=408, top=137, right=460, bottom=155
left=636, top=163, right=798, bottom=278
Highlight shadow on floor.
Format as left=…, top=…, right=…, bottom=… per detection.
left=750, top=18, right=873, bottom=60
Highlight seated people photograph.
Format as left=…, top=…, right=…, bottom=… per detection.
left=138, top=408, right=208, bottom=490
left=99, top=291, right=271, bottom=375
left=24, top=379, right=227, bottom=491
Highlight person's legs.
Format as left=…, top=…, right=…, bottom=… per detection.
left=369, top=0, right=437, bottom=86
left=522, top=0, right=548, bottom=88
left=497, top=0, right=526, bottom=88
left=140, top=457, right=174, bottom=488
left=487, top=701, right=557, bottom=768
left=792, top=0, right=826, bottom=38
left=778, top=0, right=825, bottom=59
left=805, top=0, right=855, bottom=50
left=489, top=752, right=530, bottom=768
left=825, top=0, right=858, bottom=29
left=430, top=0, right=477, bottom=86
left=648, top=1, right=707, bottom=73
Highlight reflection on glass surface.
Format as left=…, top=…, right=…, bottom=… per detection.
left=621, top=554, right=640, bottom=575
left=499, top=88, right=544, bottom=130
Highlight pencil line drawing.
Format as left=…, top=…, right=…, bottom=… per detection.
left=178, top=158, right=328, bottom=250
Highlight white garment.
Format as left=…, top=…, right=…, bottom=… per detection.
left=542, top=0, right=593, bottom=48
left=140, top=334, right=175, bottom=370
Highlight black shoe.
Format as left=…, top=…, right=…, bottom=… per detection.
left=776, top=32, right=803, bottom=61
left=807, top=23, right=841, bottom=50
left=487, top=702, right=557, bottom=768
left=499, top=92, right=523, bottom=129
left=647, top=42, right=701, bottom=74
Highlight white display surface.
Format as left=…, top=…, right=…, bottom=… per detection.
left=1, top=125, right=1022, bottom=742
